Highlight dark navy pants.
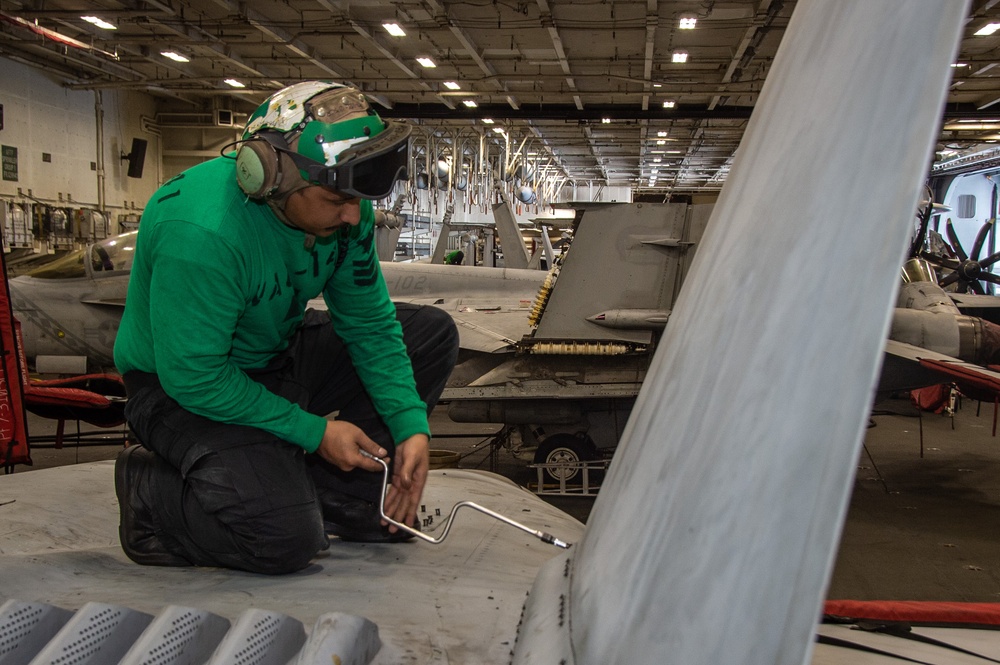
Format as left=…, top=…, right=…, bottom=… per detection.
left=122, top=304, right=458, bottom=574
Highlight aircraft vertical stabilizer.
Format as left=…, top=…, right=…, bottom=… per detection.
left=430, top=202, right=457, bottom=264
left=492, top=192, right=531, bottom=269
left=513, top=1, right=969, bottom=663
left=532, top=202, right=691, bottom=345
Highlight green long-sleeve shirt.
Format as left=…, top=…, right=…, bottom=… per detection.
left=114, top=157, right=428, bottom=452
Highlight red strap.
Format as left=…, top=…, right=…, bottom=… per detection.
left=825, top=599, right=1000, bottom=627
left=919, top=358, right=1000, bottom=394
left=22, top=385, right=111, bottom=408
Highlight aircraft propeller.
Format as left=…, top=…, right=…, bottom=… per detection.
left=921, top=217, right=1000, bottom=295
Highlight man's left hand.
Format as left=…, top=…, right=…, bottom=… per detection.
left=383, top=433, right=430, bottom=532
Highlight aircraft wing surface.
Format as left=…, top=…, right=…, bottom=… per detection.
left=879, top=339, right=1000, bottom=396
left=949, top=293, right=1000, bottom=310
left=307, top=295, right=532, bottom=354
left=78, top=297, right=127, bottom=307
left=311, top=262, right=543, bottom=354
left=5, top=467, right=1000, bottom=664
left=948, top=292, right=1000, bottom=326
left=0, top=461, right=583, bottom=663
left=397, top=297, right=533, bottom=353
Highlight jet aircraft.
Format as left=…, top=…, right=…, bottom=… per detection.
left=12, top=191, right=1000, bottom=485
left=6, top=231, right=545, bottom=367
left=3, top=3, right=994, bottom=663
left=7, top=197, right=708, bottom=484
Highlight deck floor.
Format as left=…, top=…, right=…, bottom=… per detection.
left=10, top=395, right=1000, bottom=603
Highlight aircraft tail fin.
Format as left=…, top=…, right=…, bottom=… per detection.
left=525, top=202, right=704, bottom=348
left=512, top=1, right=969, bottom=663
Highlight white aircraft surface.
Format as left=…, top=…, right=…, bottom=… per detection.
left=7, top=233, right=543, bottom=368
left=2, top=2, right=993, bottom=664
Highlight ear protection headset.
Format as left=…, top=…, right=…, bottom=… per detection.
left=235, top=132, right=293, bottom=200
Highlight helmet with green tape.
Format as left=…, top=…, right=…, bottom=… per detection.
left=235, top=81, right=410, bottom=202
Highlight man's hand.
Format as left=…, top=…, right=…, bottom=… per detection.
left=316, top=420, right=387, bottom=473
left=382, top=433, right=430, bottom=532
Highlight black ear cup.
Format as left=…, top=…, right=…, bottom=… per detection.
left=235, top=140, right=281, bottom=199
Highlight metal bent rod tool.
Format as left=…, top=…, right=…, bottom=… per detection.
left=361, top=450, right=571, bottom=549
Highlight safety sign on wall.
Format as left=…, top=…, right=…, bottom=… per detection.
left=2, top=146, right=17, bottom=182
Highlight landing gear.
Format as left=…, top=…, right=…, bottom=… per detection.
left=533, top=433, right=601, bottom=484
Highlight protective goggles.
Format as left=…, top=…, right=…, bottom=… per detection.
left=279, top=121, right=411, bottom=200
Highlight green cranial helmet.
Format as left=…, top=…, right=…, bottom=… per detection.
left=239, top=81, right=410, bottom=200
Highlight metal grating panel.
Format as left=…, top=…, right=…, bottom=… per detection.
left=0, top=601, right=377, bottom=665
left=27, top=602, right=153, bottom=665
left=118, top=606, right=230, bottom=665
left=0, top=600, right=73, bottom=665
left=205, top=609, right=305, bottom=665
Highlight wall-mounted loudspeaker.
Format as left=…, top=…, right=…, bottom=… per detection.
left=121, top=138, right=148, bottom=179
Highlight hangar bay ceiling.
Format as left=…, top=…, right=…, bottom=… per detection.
left=3, top=1, right=1000, bottom=199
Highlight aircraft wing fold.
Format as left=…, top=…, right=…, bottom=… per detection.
left=881, top=339, right=1000, bottom=396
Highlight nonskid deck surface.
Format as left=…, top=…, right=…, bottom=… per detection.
left=0, top=462, right=584, bottom=663
left=5, top=399, right=1000, bottom=663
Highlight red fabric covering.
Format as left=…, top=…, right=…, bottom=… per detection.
left=910, top=383, right=951, bottom=413
left=14, top=320, right=126, bottom=430
left=0, top=263, right=29, bottom=467
left=22, top=385, right=111, bottom=408
left=919, top=358, right=1000, bottom=404
left=825, top=600, right=1000, bottom=627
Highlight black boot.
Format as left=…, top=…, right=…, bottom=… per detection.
left=317, top=487, right=417, bottom=543
left=114, top=445, right=191, bottom=566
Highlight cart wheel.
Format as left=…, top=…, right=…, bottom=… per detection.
left=533, top=433, right=600, bottom=485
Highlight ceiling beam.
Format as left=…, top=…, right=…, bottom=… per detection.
left=642, top=0, right=658, bottom=112
left=535, top=0, right=582, bottom=111
left=379, top=103, right=754, bottom=121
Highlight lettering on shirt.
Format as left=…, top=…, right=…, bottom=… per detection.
left=352, top=255, right=377, bottom=286
left=250, top=282, right=266, bottom=307
left=332, top=234, right=348, bottom=272
left=157, top=189, right=181, bottom=204
left=269, top=272, right=283, bottom=301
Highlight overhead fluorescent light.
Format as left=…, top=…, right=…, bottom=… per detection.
left=662, top=100, right=676, bottom=108
left=81, top=16, right=116, bottom=30
left=601, top=118, right=611, bottom=124
left=492, top=127, right=506, bottom=134
left=679, top=16, right=697, bottom=30
left=657, top=131, right=668, bottom=137
left=463, top=100, right=478, bottom=108
left=943, top=122, right=1000, bottom=130
left=443, top=81, right=461, bottom=90
left=482, top=118, right=495, bottom=124
left=672, top=51, right=688, bottom=63
left=161, top=51, right=190, bottom=63
left=975, top=22, right=1000, bottom=36
left=416, top=57, right=436, bottom=68
left=656, top=140, right=666, bottom=145
left=383, top=22, right=406, bottom=37
left=224, top=79, right=246, bottom=88
left=951, top=62, right=968, bottom=67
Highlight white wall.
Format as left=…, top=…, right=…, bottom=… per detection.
left=0, top=58, right=160, bottom=234
left=941, top=172, right=998, bottom=259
